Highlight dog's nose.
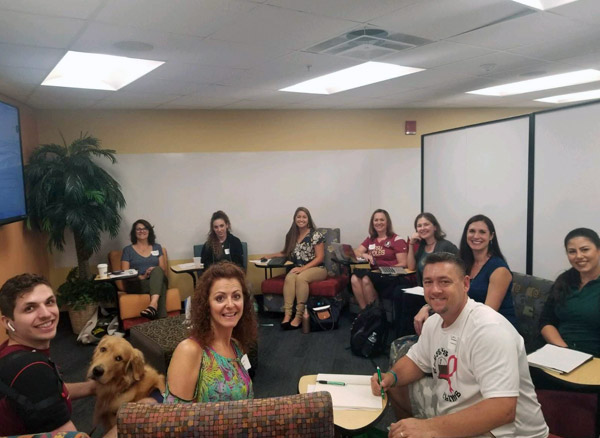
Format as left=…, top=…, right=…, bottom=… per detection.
left=92, top=366, right=104, bottom=378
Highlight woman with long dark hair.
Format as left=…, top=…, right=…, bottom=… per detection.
left=407, top=212, right=458, bottom=285
left=164, top=262, right=257, bottom=403
left=201, top=211, right=244, bottom=270
left=413, top=214, right=516, bottom=334
left=350, top=209, right=408, bottom=309
left=264, top=207, right=326, bottom=329
left=540, top=228, right=600, bottom=356
left=121, top=219, right=168, bottom=320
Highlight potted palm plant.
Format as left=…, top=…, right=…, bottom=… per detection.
left=25, top=134, right=126, bottom=333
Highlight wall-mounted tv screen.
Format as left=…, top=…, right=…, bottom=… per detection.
left=0, top=100, right=27, bottom=226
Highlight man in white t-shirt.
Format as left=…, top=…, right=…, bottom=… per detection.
left=372, top=253, right=548, bottom=438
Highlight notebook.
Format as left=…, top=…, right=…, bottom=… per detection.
left=527, top=344, right=593, bottom=374
left=313, top=374, right=382, bottom=410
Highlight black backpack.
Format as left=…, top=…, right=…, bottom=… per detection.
left=350, top=303, right=389, bottom=358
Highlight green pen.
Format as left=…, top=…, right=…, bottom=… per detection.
left=377, top=366, right=384, bottom=398
left=316, top=380, right=346, bottom=386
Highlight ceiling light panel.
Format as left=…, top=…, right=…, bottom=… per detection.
left=535, top=89, right=600, bottom=104
left=42, top=51, right=164, bottom=91
left=467, top=69, right=600, bottom=97
left=510, top=0, right=581, bottom=10
left=280, top=62, right=424, bottom=95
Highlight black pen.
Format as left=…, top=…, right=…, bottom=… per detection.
left=317, top=380, right=346, bottom=386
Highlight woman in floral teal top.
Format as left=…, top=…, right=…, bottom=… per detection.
left=265, top=207, right=327, bottom=330
left=163, top=262, right=257, bottom=403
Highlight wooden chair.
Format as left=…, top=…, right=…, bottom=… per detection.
left=108, top=249, right=181, bottom=331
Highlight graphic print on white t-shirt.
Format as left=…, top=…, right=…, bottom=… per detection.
left=433, top=347, right=460, bottom=402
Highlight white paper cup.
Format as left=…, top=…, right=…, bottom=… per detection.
left=193, top=257, right=202, bottom=267
left=97, top=263, right=108, bottom=278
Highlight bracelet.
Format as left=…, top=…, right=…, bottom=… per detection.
left=388, top=370, right=398, bottom=387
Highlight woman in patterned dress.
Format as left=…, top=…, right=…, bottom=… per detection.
left=265, top=207, right=327, bottom=330
left=163, top=262, right=257, bottom=403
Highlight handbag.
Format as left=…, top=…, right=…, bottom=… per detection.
left=77, top=306, right=121, bottom=344
left=306, top=296, right=342, bottom=331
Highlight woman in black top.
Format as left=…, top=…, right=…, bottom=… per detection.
left=201, top=211, right=244, bottom=270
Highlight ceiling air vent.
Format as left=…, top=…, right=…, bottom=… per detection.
left=306, top=28, right=431, bottom=61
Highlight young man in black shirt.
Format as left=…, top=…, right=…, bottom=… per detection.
left=0, top=273, right=105, bottom=436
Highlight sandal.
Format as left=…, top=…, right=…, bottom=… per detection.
left=140, top=306, right=158, bottom=320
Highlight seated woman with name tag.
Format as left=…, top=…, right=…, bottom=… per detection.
left=351, top=209, right=408, bottom=310
left=201, top=210, right=244, bottom=270
left=163, top=263, right=257, bottom=403
left=263, top=207, right=327, bottom=330
left=121, top=219, right=169, bottom=320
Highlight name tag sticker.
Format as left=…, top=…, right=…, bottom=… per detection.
left=368, top=244, right=376, bottom=250
left=241, top=354, right=251, bottom=370
left=225, top=248, right=231, bottom=255
left=151, top=250, right=159, bottom=256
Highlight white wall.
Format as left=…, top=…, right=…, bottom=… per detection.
left=533, top=102, right=600, bottom=280
left=53, top=148, right=421, bottom=267
left=423, top=117, right=530, bottom=273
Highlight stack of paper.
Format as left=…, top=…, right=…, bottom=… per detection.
left=313, top=374, right=381, bottom=410
left=527, top=344, right=593, bottom=374
left=108, top=269, right=137, bottom=278
left=402, top=286, right=424, bottom=296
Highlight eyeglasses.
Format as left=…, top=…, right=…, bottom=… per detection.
left=135, top=228, right=149, bottom=233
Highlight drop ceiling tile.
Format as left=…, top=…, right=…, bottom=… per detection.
left=179, top=38, right=290, bottom=68
left=147, top=61, right=248, bottom=85
left=120, top=77, right=201, bottom=95
left=550, top=0, right=600, bottom=26
left=370, top=0, right=528, bottom=41
left=92, top=91, right=182, bottom=109
left=0, top=43, right=65, bottom=69
left=218, top=99, right=291, bottom=109
left=0, top=9, right=86, bottom=48
left=556, top=52, right=600, bottom=70
left=0, top=69, right=38, bottom=99
left=0, top=0, right=103, bottom=19
left=159, top=93, right=242, bottom=109
left=95, top=0, right=257, bottom=38
left=72, top=22, right=197, bottom=62
left=0, top=65, right=48, bottom=87
left=380, top=41, right=493, bottom=69
left=508, top=25, right=600, bottom=62
left=227, top=51, right=357, bottom=90
left=433, top=52, right=553, bottom=78
left=448, top=10, right=583, bottom=51
left=26, top=87, right=107, bottom=109
left=209, top=4, right=359, bottom=51
left=265, top=0, right=418, bottom=22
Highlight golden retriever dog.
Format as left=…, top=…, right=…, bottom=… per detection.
left=88, top=335, right=165, bottom=430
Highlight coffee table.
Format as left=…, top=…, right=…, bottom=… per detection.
left=130, top=314, right=190, bottom=374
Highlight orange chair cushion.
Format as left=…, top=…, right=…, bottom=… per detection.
left=118, top=288, right=181, bottom=320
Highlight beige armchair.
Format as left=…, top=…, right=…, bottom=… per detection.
left=108, top=249, right=181, bottom=330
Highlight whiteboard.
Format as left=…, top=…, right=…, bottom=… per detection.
left=423, top=117, right=530, bottom=273
left=533, top=101, right=600, bottom=280
left=53, top=148, right=421, bottom=268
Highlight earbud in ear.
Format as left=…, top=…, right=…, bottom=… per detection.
left=7, top=322, right=16, bottom=332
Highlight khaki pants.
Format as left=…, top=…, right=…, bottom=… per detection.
left=283, top=266, right=327, bottom=316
